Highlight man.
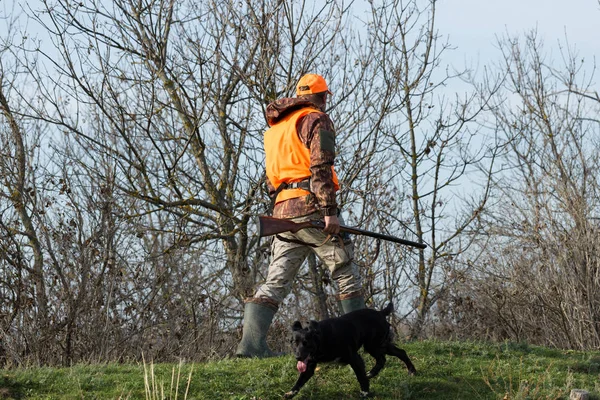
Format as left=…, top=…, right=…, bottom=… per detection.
left=236, top=73, right=365, bottom=358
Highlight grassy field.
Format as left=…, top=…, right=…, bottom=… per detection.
left=1, top=340, right=599, bottom=399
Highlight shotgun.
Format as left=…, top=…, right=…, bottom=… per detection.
left=258, top=216, right=427, bottom=249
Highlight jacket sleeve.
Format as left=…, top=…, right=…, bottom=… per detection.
left=298, top=112, right=338, bottom=216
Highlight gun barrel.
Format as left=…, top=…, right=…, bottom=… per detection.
left=258, top=216, right=427, bottom=249
left=340, top=225, right=426, bottom=249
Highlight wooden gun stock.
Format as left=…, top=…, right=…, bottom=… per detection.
left=258, top=216, right=427, bottom=249
left=258, top=216, right=319, bottom=237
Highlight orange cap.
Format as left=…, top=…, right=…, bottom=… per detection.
left=296, top=74, right=333, bottom=96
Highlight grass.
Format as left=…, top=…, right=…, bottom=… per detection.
left=1, top=340, right=599, bottom=399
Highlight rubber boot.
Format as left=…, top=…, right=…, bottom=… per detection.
left=236, top=301, right=277, bottom=358
left=340, top=296, right=366, bottom=314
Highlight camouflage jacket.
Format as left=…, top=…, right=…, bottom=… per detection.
left=265, top=97, right=338, bottom=219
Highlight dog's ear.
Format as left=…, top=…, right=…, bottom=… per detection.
left=292, top=321, right=303, bottom=331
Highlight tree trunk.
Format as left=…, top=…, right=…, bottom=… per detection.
left=0, top=89, right=49, bottom=333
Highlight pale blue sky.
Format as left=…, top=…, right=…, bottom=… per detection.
left=436, top=0, right=599, bottom=68
left=3, top=0, right=598, bottom=68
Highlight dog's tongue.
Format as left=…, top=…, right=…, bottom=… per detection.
left=297, top=360, right=307, bottom=373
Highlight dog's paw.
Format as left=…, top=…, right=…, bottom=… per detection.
left=283, top=390, right=298, bottom=399
left=408, top=368, right=417, bottom=376
left=360, top=390, right=370, bottom=398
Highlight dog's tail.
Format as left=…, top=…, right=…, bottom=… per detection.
left=381, top=302, right=394, bottom=316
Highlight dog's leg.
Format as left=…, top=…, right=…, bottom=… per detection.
left=365, top=350, right=386, bottom=379
left=348, top=352, right=370, bottom=397
left=386, top=343, right=417, bottom=375
left=284, top=362, right=317, bottom=399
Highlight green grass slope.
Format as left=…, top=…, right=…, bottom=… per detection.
left=1, top=340, right=599, bottom=399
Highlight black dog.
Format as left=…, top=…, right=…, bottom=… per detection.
left=285, top=302, right=416, bottom=398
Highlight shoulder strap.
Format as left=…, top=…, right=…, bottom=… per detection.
left=269, top=182, right=289, bottom=212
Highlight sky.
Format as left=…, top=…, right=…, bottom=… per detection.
left=3, top=0, right=598, bottom=69
left=435, top=0, right=599, bottom=71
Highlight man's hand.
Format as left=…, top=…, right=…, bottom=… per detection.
left=323, top=215, right=340, bottom=235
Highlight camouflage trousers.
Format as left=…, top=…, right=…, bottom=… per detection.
left=253, top=213, right=363, bottom=305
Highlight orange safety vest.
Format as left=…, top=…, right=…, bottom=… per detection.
left=264, top=107, right=339, bottom=204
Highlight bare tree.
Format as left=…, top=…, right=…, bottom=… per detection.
left=1, top=0, right=396, bottom=363
left=356, top=0, right=500, bottom=338
left=1, top=19, right=51, bottom=362
left=20, top=0, right=387, bottom=302
left=445, top=31, right=600, bottom=350
left=1, top=0, right=504, bottom=364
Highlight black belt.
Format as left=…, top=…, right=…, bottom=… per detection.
left=285, top=179, right=311, bottom=191
left=269, top=178, right=312, bottom=211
